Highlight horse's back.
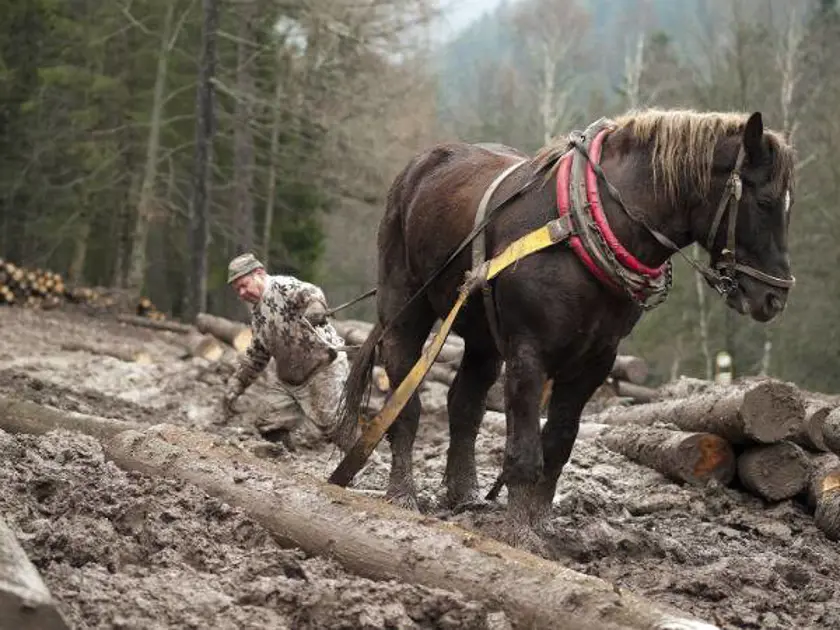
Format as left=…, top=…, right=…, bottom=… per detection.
left=382, top=141, right=530, bottom=286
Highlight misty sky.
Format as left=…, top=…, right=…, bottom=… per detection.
left=435, top=0, right=512, bottom=41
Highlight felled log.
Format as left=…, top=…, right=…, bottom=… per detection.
left=0, top=516, right=70, bottom=630
left=612, top=380, right=657, bottom=403
left=822, top=408, right=840, bottom=456
left=578, top=423, right=735, bottom=486
left=174, top=331, right=225, bottom=361
left=196, top=312, right=253, bottom=352
left=792, top=402, right=832, bottom=453
left=736, top=441, right=811, bottom=501
left=610, top=355, right=648, bottom=385
left=427, top=364, right=456, bottom=386
left=116, top=313, right=193, bottom=334
left=372, top=366, right=390, bottom=393
left=60, top=340, right=153, bottom=364
left=0, top=395, right=144, bottom=440
left=583, top=380, right=804, bottom=444
left=807, top=453, right=840, bottom=541
left=101, top=423, right=717, bottom=630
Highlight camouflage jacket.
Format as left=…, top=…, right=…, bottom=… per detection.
left=229, top=275, right=344, bottom=393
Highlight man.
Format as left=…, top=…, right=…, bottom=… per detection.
left=221, top=253, right=356, bottom=450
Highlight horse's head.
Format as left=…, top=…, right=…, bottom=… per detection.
left=705, top=112, right=795, bottom=323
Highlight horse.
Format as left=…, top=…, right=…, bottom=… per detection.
left=334, top=108, right=796, bottom=549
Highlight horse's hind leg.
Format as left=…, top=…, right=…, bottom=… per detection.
left=378, top=299, right=437, bottom=511
left=444, top=345, right=502, bottom=509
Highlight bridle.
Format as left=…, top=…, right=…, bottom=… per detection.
left=570, top=136, right=796, bottom=301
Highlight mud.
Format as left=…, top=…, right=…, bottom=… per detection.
left=1, top=307, right=839, bottom=629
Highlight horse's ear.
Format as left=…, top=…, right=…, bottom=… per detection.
left=743, top=112, right=764, bottom=163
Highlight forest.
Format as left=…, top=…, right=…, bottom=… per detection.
left=1, top=0, right=839, bottom=389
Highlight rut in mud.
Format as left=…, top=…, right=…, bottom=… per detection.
left=1, top=307, right=839, bottom=630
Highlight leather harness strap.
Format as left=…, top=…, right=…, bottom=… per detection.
left=471, top=159, right=528, bottom=354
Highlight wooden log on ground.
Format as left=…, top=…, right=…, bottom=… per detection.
left=372, top=366, right=390, bottom=393
left=0, top=395, right=144, bottom=441
left=0, top=516, right=70, bottom=630
left=60, top=340, right=153, bottom=364
left=610, top=355, right=648, bottom=385
left=613, top=380, right=657, bottom=403
left=806, top=453, right=840, bottom=541
left=174, top=331, right=225, bottom=361
left=822, top=408, right=840, bottom=456
left=578, top=423, right=735, bottom=486
left=427, top=364, right=456, bottom=386
left=583, top=380, right=805, bottom=444
left=116, top=313, right=193, bottom=334
left=101, top=423, right=718, bottom=630
left=736, top=441, right=811, bottom=501
left=792, top=402, right=832, bottom=453
left=196, top=312, right=253, bottom=352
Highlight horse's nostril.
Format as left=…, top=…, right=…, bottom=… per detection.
left=767, top=294, right=783, bottom=312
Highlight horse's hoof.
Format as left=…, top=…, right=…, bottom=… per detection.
left=384, top=489, right=419, bottom=512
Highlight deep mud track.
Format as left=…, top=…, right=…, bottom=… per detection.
left=1, top=308, right=838, bottom=629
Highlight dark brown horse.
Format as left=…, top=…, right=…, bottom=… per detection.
left=334, top=108, right=795, bottom=547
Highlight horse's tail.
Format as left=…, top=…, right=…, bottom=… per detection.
left=333, top=320, right=383, bottom=450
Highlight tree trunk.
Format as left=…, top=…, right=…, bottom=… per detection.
left=262, top=47, right=284, bottom=267
left=692, top=243, right=713, bottom=380
left=582, top=380, right=805, bottom=444
left=822, top=408, right=840, bottom=456
left=232, top=0, right=256, bottom=255
left=0, top=395, right=143, bottom=441
left=100, top=423, right=718, bottom=630
left=580, top=423, right=735, bottom=486
left=613, top=380, right=657, bottom=403
left=116, top=313, right=194, bottom=334
left=792, top=402, right=832, bottom=453
left=195, top=312, right=252, bottom=351
left=736, top=441, right=811, bottom=501
left=67, top=217, right=90, bottom=285
left=610, top=355, right=648, bottom=385
left=807, top=453, right=840, bottom=541
left=126, top=1, right=175, bottom=296
left=174, top=331, right=225, bottom=361
left=60, top=340, right=153, bottom=364
left=186, top=0, right=219, bottom=320
left=0, top=516, right=70, bottom=630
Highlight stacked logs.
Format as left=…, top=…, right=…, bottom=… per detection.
left=581, top=377, right=840, bottom=541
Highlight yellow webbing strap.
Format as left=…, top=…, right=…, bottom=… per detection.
left=328, top=216, right=572, bottom=487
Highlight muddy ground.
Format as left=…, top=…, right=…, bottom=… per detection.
left=1, top=307, right=839, bottom=630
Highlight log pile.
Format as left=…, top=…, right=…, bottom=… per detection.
left=582, top=376, right=840, bottom=541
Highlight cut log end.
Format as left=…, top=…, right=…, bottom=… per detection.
left=736, top=442, right=810, bottom=502
left=739, top=381, right=805, bottom=444
left=232, top=329, right=253, bottom=353
left=808, top=454, right=840, bottom=541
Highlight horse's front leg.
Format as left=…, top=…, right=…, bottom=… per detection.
left=501, top=341, right=548, bottom=547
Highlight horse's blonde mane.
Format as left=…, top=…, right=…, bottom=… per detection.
left=535, top=107, right=795, bottom=206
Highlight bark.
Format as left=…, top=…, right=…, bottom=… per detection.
left=693, top=243, right=713, bottom=380
left=736, top=442, right=811, bottom=502
left=100, top=423, right=717, bottom=630
left=791, top=402, right=831, bottom=453
left=0, top=395, right=143, bottom=441
left=67, top=217, right=90, bottom=285
left=584, top=380, right=805, bottom=444
left=580, top=423, right=736, bottom=486
left=186, top=0, right=219, bottom=319
left=232, top=0, right=256, bottom=254
left=0, top=516, right=70, bottom=630
left=173, top=331, right=225, bottom=361
left=116, top=313, right=194, bottom=334
left=262, top=46, right=284, bottom=267
left=610, top=355, right=648, bottom=385
left=195, top=312, right=253, bottom=352
left=60, top=340, right=153, bottom=364
left=807, top=453, right=840, bottom=541
left=126, top=1, right=175, bottom=295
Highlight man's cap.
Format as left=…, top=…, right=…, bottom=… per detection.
left=227, top=253, right=264, bottom=284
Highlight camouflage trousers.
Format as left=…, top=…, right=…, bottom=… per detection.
left=269, top=352, right=350, bottom=442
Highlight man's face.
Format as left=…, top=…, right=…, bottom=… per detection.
left=232, top=271, right=265, bottom=304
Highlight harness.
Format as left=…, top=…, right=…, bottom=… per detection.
left=328, top=119, right=796, bottom=488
